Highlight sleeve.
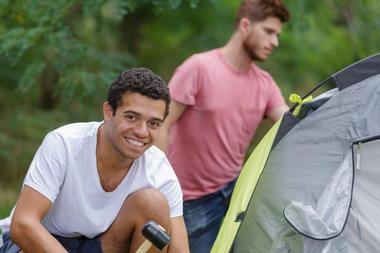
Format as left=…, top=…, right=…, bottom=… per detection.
left=23, top=131, right=67, bottom=203
left=264, top=75, right=288, bottom=117
left=168, top=55, right=201, bottom=106
left=158, top=158, right=184, bottom=218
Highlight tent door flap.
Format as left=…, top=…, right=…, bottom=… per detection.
left=283, top=152, right=353, bottom=240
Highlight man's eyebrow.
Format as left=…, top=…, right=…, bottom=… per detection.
left=151, top=117, right=164, bottom=123
left=122, top=110, right=164, bottom=122
left=122, top=110, right=140, bottom=116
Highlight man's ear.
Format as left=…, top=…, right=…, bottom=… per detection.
left=103, top=101, right=113, bottom=120
left=238, top=17, right=252, bottom=36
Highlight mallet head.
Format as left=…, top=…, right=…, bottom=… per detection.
left=141, top=220, right=171, bottom=250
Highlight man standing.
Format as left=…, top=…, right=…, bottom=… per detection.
left=156, top=0, right=290, bottom=252
left=0, top=68, right=189, bottom=253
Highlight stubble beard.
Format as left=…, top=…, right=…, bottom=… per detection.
left=243, top=39, right=265, bottom=62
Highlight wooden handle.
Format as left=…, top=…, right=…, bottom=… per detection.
left=136, top=239, right=152, bottom=253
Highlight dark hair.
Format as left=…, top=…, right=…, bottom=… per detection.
left=235, top=0, right=290, bottom=28
left=107, top=67, right=170, bottom=118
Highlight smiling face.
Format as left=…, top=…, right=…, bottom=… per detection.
left=242, top=16, right=282, bottom=62
left=103, top=92, right=166, bottom=162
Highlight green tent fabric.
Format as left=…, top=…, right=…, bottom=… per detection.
left=211, top=119, right=282, bottom=253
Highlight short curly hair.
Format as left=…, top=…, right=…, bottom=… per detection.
left=107, top=67, right=170, bottom=118
left=235, top=0, right=290, bottom=28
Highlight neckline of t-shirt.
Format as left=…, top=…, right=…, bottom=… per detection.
left=216, top=48, right=256, bottom=76
left=92, top=122, right=137, bottom=195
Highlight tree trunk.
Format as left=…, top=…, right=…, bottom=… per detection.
left=39, top=62, right=60, bottom=110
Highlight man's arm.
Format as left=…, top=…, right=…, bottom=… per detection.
left=10, top=186, right=67, bottom=253
left=155, top=100, right=187, bottom=153
left=168, top=216, right=189, bottom=253
left=267, top=105, right=289, bottom=123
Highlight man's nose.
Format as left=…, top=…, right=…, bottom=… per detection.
left=134, top=122, right=149, bottom=137
left=271, top=35, right=279, bottom=48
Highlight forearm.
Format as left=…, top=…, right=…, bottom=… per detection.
left=155, top=100, right=187, bottom=153
left=11, top=220, right=67, bottom=253
left=268, top=105, right=289, bottom=123
left=167, top=217, right=189, bottom=253
left=155, top=128, right=170, bottom=154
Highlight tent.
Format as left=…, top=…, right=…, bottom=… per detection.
left=212, top=53, right=380, bottom=253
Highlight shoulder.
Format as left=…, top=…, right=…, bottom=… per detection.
left=143, top=145, right=167, bottom=163
left=139, top=147, right=183, bottom=217
left=54, top=121, right=101, bottom=137
left=251, top=63, right=274, bottom=80
left=46, top=121, right=101, bottom=155
left=180, top=49, right=218, bottom=69
left=142, top=146, right=176, bottom=175
left=137, top=146, right=180, bottom=193
left=251, top=63, right=278, bottom=87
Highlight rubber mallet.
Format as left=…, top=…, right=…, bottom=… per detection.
left=136, top=220, right=171, bottom=253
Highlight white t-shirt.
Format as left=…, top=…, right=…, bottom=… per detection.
left=0, top=121, right=183, bottom=239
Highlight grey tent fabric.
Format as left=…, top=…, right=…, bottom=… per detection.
left=346, top=139, right=380, bottom=252
left=284, top=152, right=352, bottom=240
left=232, top=72, right=380, bottom=253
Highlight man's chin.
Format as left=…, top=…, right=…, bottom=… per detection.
left=247, top=51, right=267, bottom=62
left=126, top=144, right=152, bottom=158
left=250, top=55, right=266, bottom=62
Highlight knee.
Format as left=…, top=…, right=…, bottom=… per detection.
left=123, top=188, right=171, bottom=226
left=127, top=188, right=170, bottom=212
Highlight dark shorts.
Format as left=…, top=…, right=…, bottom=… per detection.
left=0, top=232, right=103, bottom=253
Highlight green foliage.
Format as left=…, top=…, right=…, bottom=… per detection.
left=136, top=0, right=236, bottom=79
left=1, top=0, right=380, bottom=211
left=0, top=0, right=209, bottom=208
left=0, top=0, right=203, bottom=109
left=0, top=0, right=124, bottom=107
left=262, top=0, right=380, bottom=96
left=0, top=188, right=18, bottom=218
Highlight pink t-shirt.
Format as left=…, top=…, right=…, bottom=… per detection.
left=168, top=49, right=286, bottom=200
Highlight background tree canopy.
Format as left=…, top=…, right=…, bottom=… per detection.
left=1, top=0, right=380, bottom=213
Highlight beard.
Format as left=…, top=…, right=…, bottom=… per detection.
left=243, top=39, right=265, bottom=62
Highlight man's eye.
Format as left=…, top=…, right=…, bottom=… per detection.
left=150, top=121, right=162, bottom=128
left=126, top=115, right=136, bottom=120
